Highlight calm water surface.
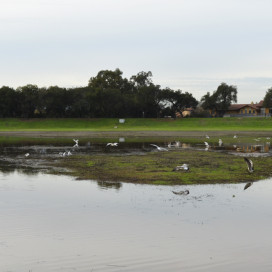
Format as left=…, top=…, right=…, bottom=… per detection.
left=1, top=170, right=272, bottom=271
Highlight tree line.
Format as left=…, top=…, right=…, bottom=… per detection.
left=0, top=68, right=240, bottom=118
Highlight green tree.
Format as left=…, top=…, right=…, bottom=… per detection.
left=160, top=88, right=198, bottom=117
left=0, top=86, right=19, bottom=117
left=17, top=84, right=39, bottom=118
left=215, top=82, right=237, bottom=113
left=263, top=87, right=272, bottom=108
left=201, top=83, right=237, bottom=116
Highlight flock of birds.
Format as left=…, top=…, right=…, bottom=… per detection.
left=22, top=134, right=261, bottom=195
left=150, top=134, right=258, bottom=195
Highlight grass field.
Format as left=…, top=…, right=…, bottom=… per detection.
left=1, top=117, right=272, bottom=131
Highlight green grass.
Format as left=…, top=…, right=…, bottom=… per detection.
left=1, top=117, right=272, bottom=131
left=52, top=150, right=272, bottom=185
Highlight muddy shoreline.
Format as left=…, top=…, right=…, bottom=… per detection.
left=0, top=130, right=271, bottom=138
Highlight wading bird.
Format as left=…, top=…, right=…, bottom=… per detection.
left=172, top=190, right=190, bottom=195
left=150, top=144, right=168, bottom=151
left=219, top=139, right=223, bottom=146
left=244, top=157, right=254, bottom=173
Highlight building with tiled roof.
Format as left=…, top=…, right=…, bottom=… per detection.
left=224, top=100, right=270, bottom=117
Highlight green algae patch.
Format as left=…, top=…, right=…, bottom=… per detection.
left=52, top=150, right=272, bottom=185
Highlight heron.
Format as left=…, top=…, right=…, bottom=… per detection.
left=150, top=144, right=168, bottom=151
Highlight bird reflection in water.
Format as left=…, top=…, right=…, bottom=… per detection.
left=97, top=181, right=122, bottom=190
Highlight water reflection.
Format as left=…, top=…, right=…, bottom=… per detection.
left=1, top=171, right=272, bottom=271
left=97, top=180, right=122, bottom=190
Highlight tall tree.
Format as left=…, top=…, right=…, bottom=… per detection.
left=263, top=87, right=272, bottom=108
left=0, top=86, right=19, bottom=117
left=201, top=83, right=237, bottom=116
left=17, top=84, right=39, bottom=118
left=215, top=82, right=237, bottom=113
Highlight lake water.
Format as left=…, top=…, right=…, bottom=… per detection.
left=1, top=170, right=272, bottom=271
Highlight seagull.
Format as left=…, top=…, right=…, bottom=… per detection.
left=25, top=153, right=30, bottom=157
left=173, top=164, right=189, bottom=171
left=106, top=142, right=118, bottom=147
left=244, top=157, right=254, bottom=173
left=172, top=190, right=190, bottom=195
left=244, top=182, right=253, bottom=190
left=218, top=139, right=223, bottom=146
left=73, top=139, right=79, bottom=147
left=150, top=144, right=168, bottom=151
left=167, top=141, right=180, bottom=148
left=59, top=151, right=67, bottom=157
left=175, top=141, right=181, bottom=147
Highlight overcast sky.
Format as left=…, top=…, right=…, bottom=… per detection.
left=1, top=0, right=272, bottom=103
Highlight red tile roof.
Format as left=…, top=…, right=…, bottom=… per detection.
left=228, top=101, right=263, bottom=111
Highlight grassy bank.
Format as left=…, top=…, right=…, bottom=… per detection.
left=52, top=150, right=272, bottom=185
left=1, top=117, right=272, bottom=131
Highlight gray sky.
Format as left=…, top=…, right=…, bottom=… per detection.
left=1, top=0, right=272, bottom=103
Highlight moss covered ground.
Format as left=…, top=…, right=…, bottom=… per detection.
left=52, top=150, right=272, bottom=185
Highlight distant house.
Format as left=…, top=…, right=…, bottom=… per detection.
left=175, top=108, right=194, bottom=118
left=224, top=100, right=271, bottom=117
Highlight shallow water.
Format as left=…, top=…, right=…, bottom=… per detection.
left=1, top=170, right=272, bottom=272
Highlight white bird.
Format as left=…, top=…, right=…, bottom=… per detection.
left=244, top=157, right=254, bottom=173
left=267, top=137, right=270, bottom=140
left=150, top=144, right=168, bottom=151
left=173, top=164, right=189, bottom=171
left=172, top=190, right=190, bottom=195
left=205, top=135, right=210, bottom=139
left=234, top=135, right=237, bottom=138
left=106, top=142, right=118, bottom=147
left=73, top=139, right=79, bottom=147
left=167, top=141, right=180, bottom=148
left=67, top=151, right=72, bottom=156
left=25, top=153, right=30, bottom=157
left=254, top=139, right=260, bottom=142
left=218, top=139, right=223, bottom=146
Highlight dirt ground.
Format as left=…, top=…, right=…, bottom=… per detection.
left=0, top=130, right=271, bottom=138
